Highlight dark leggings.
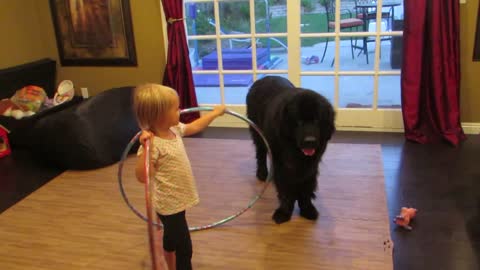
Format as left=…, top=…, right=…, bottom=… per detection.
left=157, top=211, right=192, bottom=270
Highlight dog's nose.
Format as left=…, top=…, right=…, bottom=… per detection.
left=304, top=136, right=316, bottom=142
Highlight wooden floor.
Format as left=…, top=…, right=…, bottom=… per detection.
left=0, top=138, right=392, bottom=270
left=2, top=129, right=480, bottom=269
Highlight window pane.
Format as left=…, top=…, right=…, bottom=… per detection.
left=379, top=35, right=402, bottom=71
left=224, top=73, right=287, bottom=104
left=257, top=0, right=287, bottom=34
left=193, top=73, right=222, bottom=104
left=216, top=39, right=280, bottom=71
left=301, top=75, right=334, bottom=105
left=219, top=1, right=251, bottom=35
left=223, top=74, right=252, bottom=104
left=338, top=0, right=364, bottom=33
left=192, top=38, right=279, bottom=71
left=339, top=76, right=374, bottom=108
left=185, top=2, right=215, bottom=36
left=255, top=38, right=287, bottom=71
left=301, top=38, right=334, bottom=72
left=378, top=75, right=401, bottom=108
left=301, top=3, right=328, bottom=34
left=189, top=39, right=217, bottom=70
left=383, top=0, right=404, bottom=31
left=352, top=0, right=404, bottom=32
left=338, top=35, right=375, bottom=71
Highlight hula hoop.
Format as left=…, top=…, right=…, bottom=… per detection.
left=142, top=137, right=160, bottom=269
left=118, top=107, right=273, bottom=232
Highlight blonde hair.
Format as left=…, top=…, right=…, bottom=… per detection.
left=133, top=83, right=178, bottom=130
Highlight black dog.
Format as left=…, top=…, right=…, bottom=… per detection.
left=246, top=76, right=335, bottom=224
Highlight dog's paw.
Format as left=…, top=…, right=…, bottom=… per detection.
left=256, top=168, right=268, bottom=181
left=300, top=205, right=319, bottom=220
left=272, top=208, right=292, bottom=224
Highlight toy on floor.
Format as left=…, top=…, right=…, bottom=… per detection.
left=394, top=207, right=417, bottom=230
left=302, top=55, right=319, bottom=65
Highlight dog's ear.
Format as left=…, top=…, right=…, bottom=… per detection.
left=263, top=101, right=291, bottom=141
left=271, top=106, right=288, bottom=141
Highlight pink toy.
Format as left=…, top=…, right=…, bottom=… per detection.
left=302, top=55, right=319, bottom=65
left=393, top=207, right=417, bottom=230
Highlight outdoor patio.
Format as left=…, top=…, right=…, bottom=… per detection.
left=193, top=39, right=402, bottom=108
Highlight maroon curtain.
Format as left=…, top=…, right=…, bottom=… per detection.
left=161, top=0, right=199, bottom=123
left=401, top=0, right=466, bottom=146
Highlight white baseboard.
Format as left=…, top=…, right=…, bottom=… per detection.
left=210, top=121, right=480, bottom=135
left=337, top=123, right=480, bottom=134
left=206, top=108, right=480, bottom=135
left=333, top=123, right=480, bottom=134
left=202, top=105, right=480, bottom=135
left=462, top=122, right=480, bottom=135
left=335, top=126, right=404, bottom=133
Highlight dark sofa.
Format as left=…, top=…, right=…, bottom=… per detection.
left=0, top=59, right=82, bottom=146
left=0, top=58, right=140, bottom=170
left=30, top=86, right=140, bottom=170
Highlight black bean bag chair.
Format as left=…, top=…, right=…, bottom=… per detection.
left=30, top=86, right=140, bottom=170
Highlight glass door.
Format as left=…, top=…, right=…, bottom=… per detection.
left=184, top=0, right=404, bottom=130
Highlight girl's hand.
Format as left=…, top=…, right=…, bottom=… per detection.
left=213, top=105, right=226, bottom=117
left=139, top=130, right=154, bottom=145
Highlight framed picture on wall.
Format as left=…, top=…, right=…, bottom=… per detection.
left=474, top=1, right=480, bottom=61
left=50, top=0, right=137, bottom=66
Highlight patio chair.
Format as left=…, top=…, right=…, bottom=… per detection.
left=353, top=0, right=394, bottom=64
left=354, top=0, right=393, bottom=31
left=320, top=0, right=364, bottom=66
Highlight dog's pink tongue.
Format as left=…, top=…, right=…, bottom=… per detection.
left=302, top=148, right=316, bottom=156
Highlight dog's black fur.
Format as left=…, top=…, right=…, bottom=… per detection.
left=246, top=76, right=335, bottom=224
